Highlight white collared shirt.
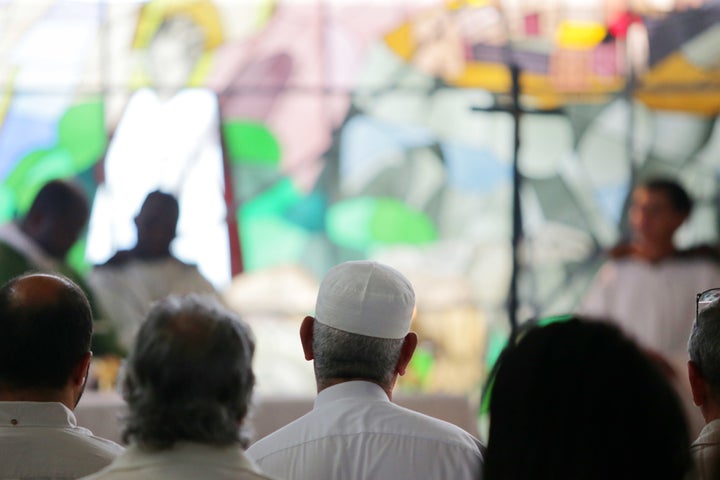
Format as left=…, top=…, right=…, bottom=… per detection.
left=89, top=257, right=217, bottom=350
left=247, top=381, right=485, bottom=480
left=579, top=256, right=720, bottom=360
left=81, top=442, right=274, bottom=480
left=691, top=419, right=720, bottom=480
left=0, top=401, right=123, bottom=479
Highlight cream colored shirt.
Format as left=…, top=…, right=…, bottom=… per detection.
left=691, top=419, right=720, bottom=480
left=247, top=381, right=485, bottom=480
left=579, top=256, right=720, bottom=360
left=81, top=442, right=274, bottom=480
left=0, top=401, right=123, bottom=479
left=89, top=258, right=217, bottom=349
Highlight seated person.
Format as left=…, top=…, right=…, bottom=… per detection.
left=484, top=317, right=692, bottom=480
left=247, top=260, right=485, bottom=480
left=0, top=179, right=122, bottom=355
left=0, top=273, right=123, bottom=479
left=89, top=190, right=216, bottom=349
left=82, top=295, right=272, bottom=480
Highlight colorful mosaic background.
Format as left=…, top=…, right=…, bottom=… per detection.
left=1, top=0, right=719, bottom=393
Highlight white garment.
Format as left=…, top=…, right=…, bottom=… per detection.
left=691, top=418, right=720, bottom=480
left=578, top=256, right=720, bottom=361
left=86, top=88, right=230, bottom=289
left=247, top=381, right=485, bottom=480
left=89, top=258, right=217, bottom=349
left=81, top=442, right=274, bottom=480
left=0, top=401, right=123, bottom=479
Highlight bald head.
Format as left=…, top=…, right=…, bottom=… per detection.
left=0, top=273, right=92, bottom=391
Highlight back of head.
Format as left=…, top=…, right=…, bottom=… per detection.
left=0, top=273, right=92, bottom=391
left=639, top=177, right=693, bottom=215
left=23, top=179, right=89, bottom=258
left=138, top=190, right=179, bottom=221
left=134, top=190, right=179, bottom=258
left=689, top=300, right=720, bottom=399
left=486, top=318, right=691, bottom=480
left=312, top=261, right=415, bottom=389
left=122, top=295, right=255, bottom=450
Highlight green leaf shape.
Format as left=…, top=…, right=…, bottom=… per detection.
left=58, top=100, right=107, bottom=171
left=327, top=197, right=437, bottom=251
left=4, top=147, right=76, bottom=216
left=223, top=120, right=280, bottom=166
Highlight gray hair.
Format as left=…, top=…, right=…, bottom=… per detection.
left=122, top=295, right=255, bottom=450
left=313, top=321, right=404, bottom=390
left=689, top=300, right=720, bottom=398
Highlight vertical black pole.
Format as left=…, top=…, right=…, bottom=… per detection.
left=508, top=64, right=522, bottom=335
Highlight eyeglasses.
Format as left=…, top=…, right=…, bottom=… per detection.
left=696, top=288, right=720, bottom=320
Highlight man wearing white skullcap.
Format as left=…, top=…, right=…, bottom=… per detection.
left=247, top=261, right=485, bottom=480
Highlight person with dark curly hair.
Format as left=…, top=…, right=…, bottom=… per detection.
left=83, top=295, right=272, bottom=480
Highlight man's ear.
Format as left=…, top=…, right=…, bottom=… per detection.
left=300, top=316, right=315, bottom=361
left=689, top=360, right=707, bottom=407
left=71, top=352, right=93, bottom=388
left=396, top=332, right=418, bottom=377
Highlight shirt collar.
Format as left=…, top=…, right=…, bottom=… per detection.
left=314, top=380, right=390, bottom=409
left=0, top=401, right=77, bottom=428
left=694, top=418, right=720, bottom=446
left=114, top=442, right=259, bottom=471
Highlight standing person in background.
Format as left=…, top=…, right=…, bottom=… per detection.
left=82, top=295, right=273, bottom=480
left=248, top=260, right=484, bottom=480
left=89, top=190, right=217, bottom=351
left=0, top=179, right=122, bottom=355
left=578, top=178, right=720, bottom=436
left=0, top=273, right=123, bottom=479
left=579, top=178, right=720, bottom=363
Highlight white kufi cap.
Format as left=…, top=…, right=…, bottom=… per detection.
left=315, top=261, right=415, bottom=339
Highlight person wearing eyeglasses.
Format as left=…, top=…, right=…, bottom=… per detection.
left=687, top=291, right=720, bottom=480
left=579, top=178, right=720, bottom=366
left=578, top=178, right=720, bottom=438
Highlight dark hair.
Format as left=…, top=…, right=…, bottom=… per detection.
left=639, top=178, right=693, bottom=214
left=122, top=295, right=255, bottom=450
left=139, top=190, right=179, bottom=218
left=26, top=179, right=89, bottom=221
left=0, top=273, right=92, bottom=390
left=485, top=318, right=691, bottom=480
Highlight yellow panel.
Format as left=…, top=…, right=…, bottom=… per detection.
left=556, top=20, right=607, bottom=50
left=640, top=53, right=720, bottom=87
left=449, top=62, right=618, bottom=109
left=636, top=53, right=720, bottom=116
left=133, top=0, right=224, bottom=50
left=636, top=91, right=720, bottom=116
left=451, top=62, right=510, bottom=92
left=384, top=23, right=415, bottom=61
